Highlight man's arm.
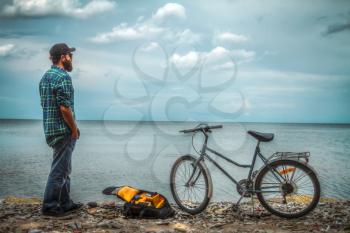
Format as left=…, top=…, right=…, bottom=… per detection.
left=56, top=76, right=79, bottom=139
left=60, top=105, right=79, bottom=139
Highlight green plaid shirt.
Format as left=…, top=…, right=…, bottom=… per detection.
left=39, top=65, right=75, bottom=147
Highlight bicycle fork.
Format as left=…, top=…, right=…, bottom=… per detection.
left=186, top=130, right=208, bottom=187
left=185, top=157, right=203, bottom=187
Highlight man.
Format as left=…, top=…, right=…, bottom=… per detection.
left=39, top=43, right=82, bottom=216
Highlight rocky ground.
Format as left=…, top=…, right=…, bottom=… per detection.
left=0, top=196, right=349, bottom=233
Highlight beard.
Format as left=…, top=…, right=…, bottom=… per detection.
left=63, top=60, right=73, bottom=72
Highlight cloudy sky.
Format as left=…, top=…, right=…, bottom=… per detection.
left=0, top=0, right=349, bottom=123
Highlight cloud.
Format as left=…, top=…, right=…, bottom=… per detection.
left=211, top=62, right=235, bottom=70
left=0, top=44, right=15, bottom=56
left=239, top=68, right=350, bottom=86
left=214, top=32, right=249, bottom=44
left=170, top=46, right=231, bottom=67
left=90, top=23, right=164, bottom=43
left=140, top=42, right=160, bottom=52
left=206, top=46, right=230, bottom=60
left=170, top=46, right=255, bottom=68
left=173, top=29, right=201, bottom=45
left=152, top=3, right=186, bottom=22
left=201, top=46, right=255, bottom=64
left=0, top=38, right=53, bottom=72
left=238, top=68, right=350, bottom=115
left=170, top=51, right=200, bottom=68
left=231, top=49, right=255, bottom=62
left=90, top=23, right=200, bottom=44
left=89, top=3, right=199, bottom=45
left=323, top=21, right=350, bottom=35
left=0, top=0, right=116, bottom=19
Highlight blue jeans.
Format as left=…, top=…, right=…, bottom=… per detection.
left=42, top=135, right=76, bottom=212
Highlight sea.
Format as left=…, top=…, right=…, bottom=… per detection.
left=0, top=120, right=349, bottom=203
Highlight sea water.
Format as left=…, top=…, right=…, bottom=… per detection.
left=0, top=120, right=349, bottom=203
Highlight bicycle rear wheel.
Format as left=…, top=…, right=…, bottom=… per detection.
left=255, top=159, right=320, bottom=218
left=170, top=155, right=212, bottom=214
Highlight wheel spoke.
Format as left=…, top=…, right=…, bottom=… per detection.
left=256, top=160, right=319, bottom=217
left=293, top=170, right=312, bottom=184
left=289, top=166, right=297, bottom=182
left=171, top=157, right=209, bottom=212
left=260, top=185, right=280, bottom=189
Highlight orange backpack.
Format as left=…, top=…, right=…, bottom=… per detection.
left=102, top=185, right=175, bottom=219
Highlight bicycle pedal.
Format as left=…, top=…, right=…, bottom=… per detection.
left=231, top=204, right=240, bottom=212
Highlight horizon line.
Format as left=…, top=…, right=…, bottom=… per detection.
left=0, top=118, right=349, bottom=125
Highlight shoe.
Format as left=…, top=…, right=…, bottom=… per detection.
left=66, top=202, right=83, bottom=212
left=41, top=209, right=69, bottom=217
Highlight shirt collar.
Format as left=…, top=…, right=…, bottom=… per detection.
left=51, top=65, right=67, bottom=74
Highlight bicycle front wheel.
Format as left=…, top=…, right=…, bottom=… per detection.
left=170, top=155, right=212, bottom=214
left=255, top=159, right=320, bottom=218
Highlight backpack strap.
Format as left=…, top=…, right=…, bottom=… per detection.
left=130, top=192, right=142, bottom=203
left=130, top=189, right=157, bottom=203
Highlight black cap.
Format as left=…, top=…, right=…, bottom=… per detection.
left=49, top=43, right=76, bottom=57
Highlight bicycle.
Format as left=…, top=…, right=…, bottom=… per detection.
left=170, top=123, right=321, bottom=218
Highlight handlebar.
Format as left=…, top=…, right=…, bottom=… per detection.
left=179, top=124, right=223, bottom=134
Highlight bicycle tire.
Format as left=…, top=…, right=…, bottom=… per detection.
left=170, top=155, right=212, bottom=214
left=255, top=159, right=320, bottom=218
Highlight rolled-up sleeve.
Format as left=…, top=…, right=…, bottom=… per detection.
left=56, top=77, right=73, bottom=108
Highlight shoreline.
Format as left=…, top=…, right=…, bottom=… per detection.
left=1, top=118, right=350, bottom=126
left=0, top=196, right=349, bottom=233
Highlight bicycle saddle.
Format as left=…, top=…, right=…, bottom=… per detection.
left=247, top=130, right=274, bottom=142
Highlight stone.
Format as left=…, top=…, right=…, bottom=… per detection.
left=87, top=207, right=97, bottom=214
left=0, top=197, right=349, bottom=232
left=4, top=196, right=41, bottom=205
left=96, top=220, right=122, bottom=229
left=87, top=201, right=98, bottom=208
left=28, top=229, right=42, bottom=233
left=173, top=223, right=188, bottom=232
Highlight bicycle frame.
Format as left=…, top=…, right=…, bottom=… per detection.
left=187, top=129, right=285, bottom=193
left=175, top=125, right=320, bottom=217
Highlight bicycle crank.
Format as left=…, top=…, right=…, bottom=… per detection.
left=236, top=179, right=253, bottom=198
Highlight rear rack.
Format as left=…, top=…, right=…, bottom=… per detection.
left=268, top=152, right=310, bottom=163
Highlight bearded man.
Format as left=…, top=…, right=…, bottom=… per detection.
left=39, top=43, right=82, bottom=216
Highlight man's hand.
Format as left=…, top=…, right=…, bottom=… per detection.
left=60, top=105, right=79, bottom=140
left=72, top=128, right=80, bottom=139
